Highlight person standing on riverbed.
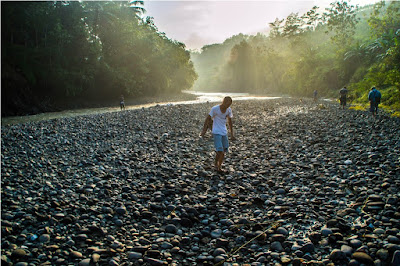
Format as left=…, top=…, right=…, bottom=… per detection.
left=339, top=86, right=348, bottom=109
left=313, top=90, right=318, bottom=103
left=120, top=95, right=125, bottom=110
left=200, top=96, right=235, bottom=173
left=368, top=86, right=381, bottom=116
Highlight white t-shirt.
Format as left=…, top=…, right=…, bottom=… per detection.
left=209, top=105, right=233, bottom=135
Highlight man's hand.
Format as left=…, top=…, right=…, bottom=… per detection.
left=201, top=115, right=212, bottom=138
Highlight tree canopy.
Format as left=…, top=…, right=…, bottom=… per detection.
left=191, top=0, right=400, bottom=110
left=1, top=1, right=197, bottom=116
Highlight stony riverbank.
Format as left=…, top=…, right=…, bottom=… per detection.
left=1, top=98, right=400, bottom=265
left=1, top=91, right=198, bottom=118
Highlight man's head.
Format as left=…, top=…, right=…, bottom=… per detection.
left=371, top=86, right=376, bottom=90
left=222, top=96, right=232, bottom=108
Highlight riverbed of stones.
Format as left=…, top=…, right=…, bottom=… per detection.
left=1, top=98, right=400, bottom=266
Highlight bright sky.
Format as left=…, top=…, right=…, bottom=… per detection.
left=144, top=0, right=382, bottom=50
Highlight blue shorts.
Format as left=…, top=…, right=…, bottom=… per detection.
left=213, top=134, right=229, bottom=152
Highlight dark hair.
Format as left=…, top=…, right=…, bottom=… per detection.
left=223, top=96, right=232, bottom=104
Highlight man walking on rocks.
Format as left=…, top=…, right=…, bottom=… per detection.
left=120, top=94, right=125, bottom=110
left=313, top=90, right=318, bottom=103
left=339, top=87, right=348, bottom=109
left=201, top=96, right=235, bottom=173
left=368, top=86, right=381, bottom=116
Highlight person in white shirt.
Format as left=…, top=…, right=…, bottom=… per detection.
left=200, top=96, right=235, bottom=172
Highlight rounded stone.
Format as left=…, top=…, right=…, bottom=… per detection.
left=330, top=249, right=346, bottom=261
left=128, top=252, right=142, bottom=260
left=213, top=248, right=226, bottom=257
left=164, top=224, right=177, bottom=234
left=321, top=228, right=333, bottom=236
left=39, top=234, right=50, bottom=243
left=78, top=258, right=91, bottom=266
left=392, top=250, right=400, bottom=265
left=376, top=249, right=389, bottom=261
left=70, top=251, right=83, bottom=258
left=271, top=241, right=284, bottom=252
left=11, top=249, right=27, bottom=258
left=276, top=227, right=288, bottom=236
left=352, top=252, right=373, bottom=264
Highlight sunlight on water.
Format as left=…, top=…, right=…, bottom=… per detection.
left=183, top=91, right=281, bottom=103
left=1, top=91, right=281, bottom=126
left=165, top=91, right=281, bottom=106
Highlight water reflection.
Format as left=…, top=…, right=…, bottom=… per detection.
left=1, top=91, right=281, bottom=126
left=177, top=91, right=281, bottom=104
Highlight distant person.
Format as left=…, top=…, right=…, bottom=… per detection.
left=120, top=94, right=125, bottom=110
left=313, top=90, right=318, bottom=102
left=200, top=96, right=235, bottom=173
left=339, top=86, right=348, bottom=109
left=368, top=86, right=381, bottom=116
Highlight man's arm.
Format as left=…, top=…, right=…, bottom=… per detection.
left=200, top=115, right=212, bottom=137
left=227, top=116, right=235, bottom=140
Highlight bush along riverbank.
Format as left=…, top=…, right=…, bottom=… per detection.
left=1, top=98, right=400, bottom=265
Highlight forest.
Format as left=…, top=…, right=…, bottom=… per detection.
left=1, top=1, right=399, bottom=117
left=1, top=1, right=197, bottom=116
left=191, top=0, right=400, bottom=111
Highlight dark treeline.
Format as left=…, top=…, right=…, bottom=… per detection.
left=1, top=1, right=197, bottom=116
left=191, top=1, right=400, bottom=110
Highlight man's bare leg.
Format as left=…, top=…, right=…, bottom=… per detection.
left=219, top=152, right=225, bottom=170
left=215, top=151, right=225, bottom=171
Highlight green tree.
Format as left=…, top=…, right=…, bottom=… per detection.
left=2, top=1, right=198, bottom=116
left=366, top=1, right=400, bottom=88
left=301, top=6, right=322, bottom=31
left=228, top=41, right=256, bottom=92
left=129, top=0, right=145, bottom=16
left=324, top=0, right=360, bottom=49
left=283, top=13, right=304, bottom=37
left=269, top=18, right=284, bottom=38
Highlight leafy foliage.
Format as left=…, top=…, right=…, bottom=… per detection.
left=191, top=0, right=399, bottom=110
left=1, top=1, right=197, bottom=115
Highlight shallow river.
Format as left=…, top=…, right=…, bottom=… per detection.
left=1, top=91, right=280, bottom=126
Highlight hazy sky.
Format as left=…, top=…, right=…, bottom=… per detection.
left=144, top=0, right=381, bottom=50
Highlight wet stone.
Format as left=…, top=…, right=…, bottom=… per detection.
left=128, top=252, right=142, bottom=260
left=165, top=224, right=177, bottom=234
left=352, top=252, right=374, bottom=264
left=271, top=241, right=284, bottom=252
left=70, top=251, right=83, bottom=258
left=387, top=236, right=400, bottom=244
left=39, top=234, right=50, bottom=243
left=349, top=239, right=363, bottom=249
left=301, top=242, right=315, bottom=253
left=78, top=258, right=91, bottom=266
left=14, top=263, right=29, bottom=266
left=213, top=248, right=226, bottom=257
left=92, top=253, right=100, bottom=263
left=376, top=249, right=389, bottom=261
left=330, top=249, right=347, bottom=262
left=392, top=250, right=400, bottom=265
left=321, top=228, right=333, bottom=236
left=11, top=249, right=27, bottom=258
left=341, top=245, right=353, bottom=256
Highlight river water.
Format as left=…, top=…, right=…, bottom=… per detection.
left=1, top=91, right=281, bottom=126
